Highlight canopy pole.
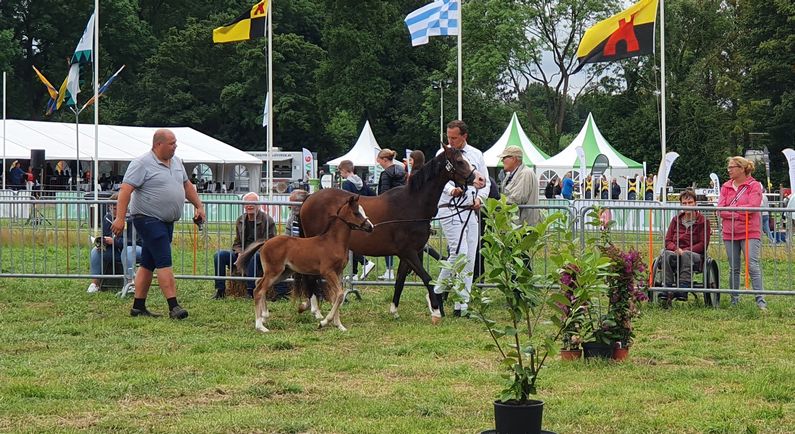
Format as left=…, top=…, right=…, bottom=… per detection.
left=659, top=0, right=666, bottom=203
left=2, top=71, right=6, bottom=190
left=92, top=0, right=100, bottom=235
left=266, top=0, right=274, bottom=199
left=456, top=5, right=462, bottom=120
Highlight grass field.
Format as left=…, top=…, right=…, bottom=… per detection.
left=1, top=277, right=794, bottom=434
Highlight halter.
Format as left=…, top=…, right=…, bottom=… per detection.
left=333, top=198, right=373, bottom=231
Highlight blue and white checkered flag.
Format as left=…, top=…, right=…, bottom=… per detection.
left=404, top=0, right=460, bottom=47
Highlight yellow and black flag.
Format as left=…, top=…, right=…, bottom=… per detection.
left=212, top=0, right=269, bottom=44
left=574, top=0, right=658, bottom=72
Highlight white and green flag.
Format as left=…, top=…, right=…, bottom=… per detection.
left=71, top=12, right=95, bottom=64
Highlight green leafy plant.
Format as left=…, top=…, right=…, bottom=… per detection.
left=470, top=197, right=611, bottom=402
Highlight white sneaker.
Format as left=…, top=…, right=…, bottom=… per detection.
left=361, top=261, right=376, bottom=279
left=86, top=283, right=99, bottom=293
left=378, top=269, right=395, bottom=280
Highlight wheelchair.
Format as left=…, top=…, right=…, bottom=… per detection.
left=649, top=251, right=720, bottom=307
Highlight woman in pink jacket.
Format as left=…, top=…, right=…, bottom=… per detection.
left=717, top=156, right=767, bottom=310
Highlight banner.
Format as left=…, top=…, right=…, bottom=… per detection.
left=782, top=149, right=795, bottom=195
left=575, top=146, right=586, bottom=185
left=653, top=152, right=679, bottom=201
left=709, top=173, right=720, bottom=196
left=302, top=148, right=314, bottom=180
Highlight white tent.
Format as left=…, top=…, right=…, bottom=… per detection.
left=0, top=119, right=262, bottom=191
left=535, top=113, right=642, bottom=191
left=483, top=112, right=550, bottom=168
left=326, top=120, right=382, bottom=167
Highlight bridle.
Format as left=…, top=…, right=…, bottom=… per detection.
left=443, top=149, right=476, bottom=189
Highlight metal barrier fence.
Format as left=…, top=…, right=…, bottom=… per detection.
left=1, top=196, right=793, bottom=303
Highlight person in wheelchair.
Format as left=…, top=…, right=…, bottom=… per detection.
left=659, top=189, right=710, bottom=301
left=87, top=193, right=143, bottom=293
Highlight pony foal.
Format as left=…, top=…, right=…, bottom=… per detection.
left=245, top=196, right=373, bottom=333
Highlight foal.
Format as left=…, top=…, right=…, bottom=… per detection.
left=249, top=196, right=373, bottom=333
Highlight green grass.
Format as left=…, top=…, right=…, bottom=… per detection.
left=1, top=278, right=794, bottom=433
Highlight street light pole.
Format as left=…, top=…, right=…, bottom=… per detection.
left=432, top=79, right=452, bottom=144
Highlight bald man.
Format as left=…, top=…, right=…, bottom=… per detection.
left=112, top=128, right=206, bottom=319
left=212, top=192, right=276, bottom=299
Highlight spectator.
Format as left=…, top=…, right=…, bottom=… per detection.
left=339, top=160, right=375, bottom=280
left=553, top=177, right=563, bottom=198
left=627, top=174, right=639, bottom=200
left=375, top=148, right=407, bottom=280
left=544, top=177, right=555, bottom=199
left=86, top=192, right=143, bottom=293
left=25, top=167, right=35, bottom=190
left=600, top=176, right=609, bottom=199
left=759, top=184, right=776, bottom=243
left=611, top=178, right=621, bottom=200
left=583, top=174, right=593, bottom=199
left=212, top=192, right=277, bottom=299
left=9, top=161, right=24, bottom=190
left=561, top=172, right=574, bottom=200
left=644, top=175, right=655, bottom=201
left=498, top=145, right=539, bottom=226
left=717, top=156, right=767, bottom=310
left=659, top=189, right=710, bottom=301
left=111, top=128, right=206, bottom=319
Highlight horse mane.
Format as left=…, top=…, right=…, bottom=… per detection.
left=408, top=151, right=446, bottom=193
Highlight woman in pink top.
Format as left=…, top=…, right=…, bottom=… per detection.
left=717, top=156, right=767, bottom=309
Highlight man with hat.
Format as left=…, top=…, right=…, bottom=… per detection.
left=499, top=146, right=539, bottom=226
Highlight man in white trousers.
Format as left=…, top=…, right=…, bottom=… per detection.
left=434, top=120, right=489, bottom=317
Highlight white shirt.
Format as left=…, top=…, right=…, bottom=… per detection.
left=436, top=143, right=491, bottom=208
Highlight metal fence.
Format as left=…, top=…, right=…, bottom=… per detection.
left=1, top=194, right=793, bottom=303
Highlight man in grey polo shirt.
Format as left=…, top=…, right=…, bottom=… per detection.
left=112, top=128, right=206, bottom=319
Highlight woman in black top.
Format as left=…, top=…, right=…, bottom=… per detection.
left=375, top=149, right=406, bottom=279
left=544, top=177, right=555, bottom=199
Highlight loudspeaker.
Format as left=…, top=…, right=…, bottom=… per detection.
left=30, top=149, right=45, bottom=169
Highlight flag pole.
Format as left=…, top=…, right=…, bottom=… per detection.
left=659, top=0, right=666, bottom=203
left=266, top=0, right=274, bottom=199
left=93, top=0, right=100, bottom=233
left=2, top=71, right=6, bottom=190
left=456, top=1, right=462, bottom=120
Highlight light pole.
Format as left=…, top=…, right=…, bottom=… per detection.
left=432, top=79, right=452, bottom=144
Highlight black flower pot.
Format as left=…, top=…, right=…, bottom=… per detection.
left=582, top=342, right=613, bottom=359
left=485, top=399, right=548, bottom=434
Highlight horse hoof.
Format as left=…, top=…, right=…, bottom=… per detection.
left=431, top=315, right=442, bottom=325
left=256, top=326, right=270, bottom=333
left=319, top=319, right=328, bottom=328
left=337, top=325, right=348, bottom=332
left=298, top=302, right=309, bottom=313
left=313, top=311, right=323, bottom=320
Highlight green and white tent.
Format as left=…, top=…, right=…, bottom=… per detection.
left=483, top=112, right=549, bottom=168
left=535, top=113, right=643, bottom=186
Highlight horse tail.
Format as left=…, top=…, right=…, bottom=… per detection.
left=235, top=238, right=267, bottom=271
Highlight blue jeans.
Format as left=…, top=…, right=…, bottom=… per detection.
left=90, top=246, right=142, bottom=279
left=213, top=250, right=262, bottom=291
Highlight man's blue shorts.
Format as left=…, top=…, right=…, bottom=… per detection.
left=133, top=216, right=174, bottom=271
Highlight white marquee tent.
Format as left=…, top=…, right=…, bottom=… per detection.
left=0, top=119, right=262, bottom=190
left=535, top=113, right=642, bottom=191
left=326, top=120, right=382, bottom=168
left=483, top=112, right=550, bottom=168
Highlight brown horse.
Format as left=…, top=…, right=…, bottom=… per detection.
left=243, top=195, right=373, bottom=333
left=298, top=145, right=478, bottom=324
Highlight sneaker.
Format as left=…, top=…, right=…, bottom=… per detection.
left=361, top=261, right=376, bottom=279
left=130, top=308, right=162, bottom=317
left=169, top=305, right=189, bottom=320
left=378, top=269, right=395, bottom=280
left=86, top=283, right=99, bottom=293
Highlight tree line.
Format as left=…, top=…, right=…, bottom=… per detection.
left=0, top=0, right=792, bottom=187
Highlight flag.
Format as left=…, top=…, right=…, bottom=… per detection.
left=56, top=64, right=80, bottom=109
left=653, top=151, right=679, bottom=201
left=261, top=92, right=269, bottom=127
left=404, top=0, right=459, bottom=47
left=213, top=0, right=269, bottom=44
left=32, top=66, right=59, bottom=100
left=71, top=12, right=95, bottom=64
left=574, top=0, right=658, bottom=72
left=302, top=148, right=313, bottom=179
left=81, top=65, right=125, bottom=111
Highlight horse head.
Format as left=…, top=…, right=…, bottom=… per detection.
left=337, top=195, right=374, bottom=232
left=440, top=145, right=478, bottom=188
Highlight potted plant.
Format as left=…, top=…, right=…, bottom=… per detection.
left=599, top=242, right=648, bottom=361
left=468, top=197, right=611, bottom=434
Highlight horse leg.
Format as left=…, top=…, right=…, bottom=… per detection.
left=296, top=275, right=324, bottom=320
left=401, top=252, right=444, bottom=324
left=319, top=274, right=346, bottom=331
left=389, top=260, right=413, bottom=319
left=253, top=272, right=274, bottom=333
